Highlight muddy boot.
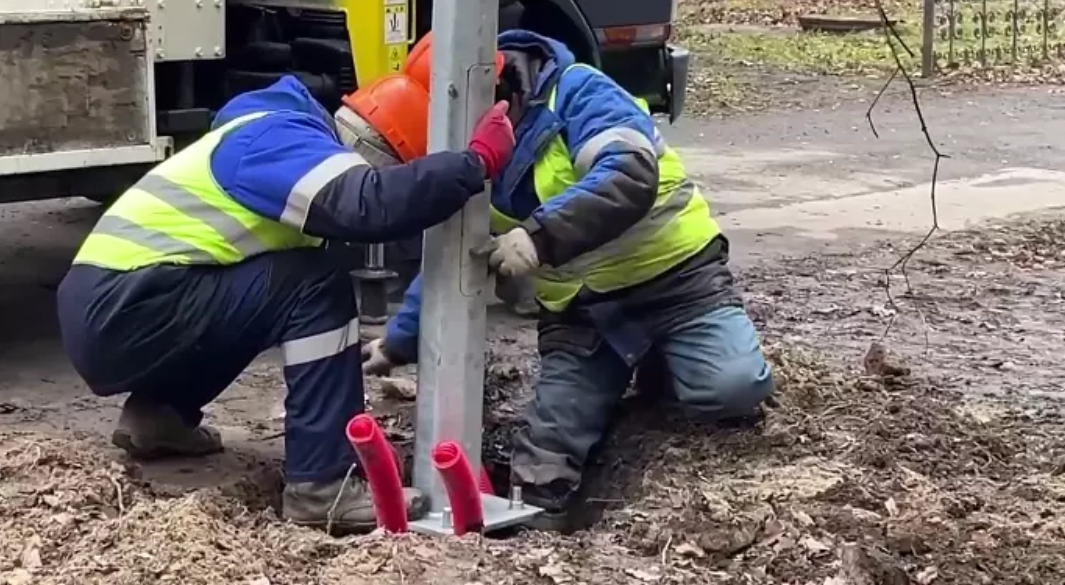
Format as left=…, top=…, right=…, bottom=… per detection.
left=282, top=475, right=428, bottom=535
left=715, top=403, right=768, bottom=429
left=111, top=394, right=223, bottom=460
left=520, top=480, right=591, bottom=535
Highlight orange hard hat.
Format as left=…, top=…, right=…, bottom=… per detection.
left=403, top=31, right=506, bottom=92
left=341, top=73, right=430, bottom=163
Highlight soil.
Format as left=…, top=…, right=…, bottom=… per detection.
left=3, top=212, right=1065, bottom=584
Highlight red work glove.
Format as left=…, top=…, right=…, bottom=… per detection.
left=468, top=101, right=515, bottom=179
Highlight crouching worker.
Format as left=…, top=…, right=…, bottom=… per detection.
left=361, top=30, right=776, bottom=531
left=360, top=31, right=775, bottom=532
left=56, top=74, right=515, bottom=533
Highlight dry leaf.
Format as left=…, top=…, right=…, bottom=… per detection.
left=50, top=513, right=74, bottom=527
left=19, top=537, right=41, bottom=569
left=915, top=566, right=939, bottom=584
left=537, top=563, right=571, bottom=584
left=793, top=509, right=815, bottom=527
left=884, top=497, right=899, bottom=517
left=800, top=536, right=832, bottom=554
left=624, top=568, right=662, bottom=582
left=3, top=569, right=33, bottom=585
left=674, top=542, right=706, bottom=558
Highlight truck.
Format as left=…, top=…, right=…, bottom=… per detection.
left=0, top=0, right=688, bottom=206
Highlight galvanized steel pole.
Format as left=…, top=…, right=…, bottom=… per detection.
left=412, top=0, right=498, bottom=516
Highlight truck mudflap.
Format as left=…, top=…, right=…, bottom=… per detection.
left=666, top=44, right=690, bottom=124
left=0, top=8, right=169, bottom=175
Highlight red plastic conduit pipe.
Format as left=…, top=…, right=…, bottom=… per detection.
left=346, top=414, right=408, bottom=533
left=432, top=441, right=485, bottom=536
left=479, top=467, right=494, bottom=495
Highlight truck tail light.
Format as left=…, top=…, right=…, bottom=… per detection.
left=594, top=24, right=672, bottom=48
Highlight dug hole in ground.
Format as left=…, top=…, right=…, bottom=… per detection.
left=6, top=31, right=1065, bottom=585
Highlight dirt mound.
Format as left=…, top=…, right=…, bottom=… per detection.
left=0, top=432, right=658, bottom=585
left=596, top=347, right=1065, bottom=583
left=3, top=345, right=1064, bottom=584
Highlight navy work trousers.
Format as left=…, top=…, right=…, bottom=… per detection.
left=57, top=248, right=363, bottom=483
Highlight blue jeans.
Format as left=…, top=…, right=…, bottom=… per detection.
left=510, top=305, right=774, bottom=489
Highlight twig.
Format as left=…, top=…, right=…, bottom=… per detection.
left=866, top=0, right=949, bottom=343
left=326, top=462, right=359, bottom=535
left=865, top=67, right=898, bottom=139
left=109, top=475, right=125, bottom=515
left=391, top=541, right=406, bottom=584
left=257, top=430, right=285, bottom=441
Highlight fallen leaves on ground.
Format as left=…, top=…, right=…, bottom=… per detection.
left=4, top=214, right=1065, bottom=583
left=5, top=329, right=1065, bottom=583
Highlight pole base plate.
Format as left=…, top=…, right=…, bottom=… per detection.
left=408, top=494, right=542, bottom=536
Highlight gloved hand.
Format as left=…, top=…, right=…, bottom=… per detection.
left=361, top=338, right=398, bottom=376
left=468, top=101, right=515, bottom=179
left=471, top=227, right=539, bottom=277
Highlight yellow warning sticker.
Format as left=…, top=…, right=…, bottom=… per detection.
left=388, top=45, right=403, bottom=72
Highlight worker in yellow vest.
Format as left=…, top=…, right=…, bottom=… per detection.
left=56, top=74, right=515, bottom=534
left=361, top=31, right=775, bottom=533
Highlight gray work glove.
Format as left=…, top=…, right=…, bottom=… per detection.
left=361, top=338, right=398, bottom=376
left=471, top=227, right=539, bottom=278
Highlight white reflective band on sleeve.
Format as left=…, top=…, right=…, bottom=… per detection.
left=281, top=152, right=369, bottom=228
left=281, top=317, right=360, bottom=366
left=573, top=127, right=658, bottom=175
left=653, top=126, right=666, bottom=152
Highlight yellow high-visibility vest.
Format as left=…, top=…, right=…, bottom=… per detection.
left=489, top=65, right=721, bottom=312
left=73, top=112, right=322, bottom=271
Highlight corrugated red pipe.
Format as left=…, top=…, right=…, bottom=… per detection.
left=432, top=440, right=485, bottom=536
left=346, top=414, right=408, bottom=533
left=479, top=466, right=494, bottom=495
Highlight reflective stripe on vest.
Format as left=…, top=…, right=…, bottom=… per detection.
left=73, top=112, right=323, bottom=271
left=489, top=64, right=721, bottom=312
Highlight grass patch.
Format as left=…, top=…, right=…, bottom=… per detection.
left=684, top=67, right=759, bottom=116
left=681, top=25, right=921, bottom=76
left=678, top=0, right=921, bottom=27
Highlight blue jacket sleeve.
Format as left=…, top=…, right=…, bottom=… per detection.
left=524, top=66, right=661, bottom=267
left=212, top=113, right=486, bottom=242
left=383, top=274, right=422, bottom=364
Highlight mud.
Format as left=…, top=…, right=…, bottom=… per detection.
left=3, top=213, right=1065, bottom=584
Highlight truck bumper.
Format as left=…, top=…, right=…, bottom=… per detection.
left=666, top=44, right=690, bottom=124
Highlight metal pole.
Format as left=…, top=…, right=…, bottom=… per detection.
left=412, top=0, right=497, bottom=515
left=922, top=0, right=936, bottom=78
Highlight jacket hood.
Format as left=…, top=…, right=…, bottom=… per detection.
left=212, top=75, right=336, bottom=132
left=497, top=30, right=577, bottom=98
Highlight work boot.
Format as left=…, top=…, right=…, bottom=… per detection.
left=520, top=480, right=588, bottom=534
left=283, top=476, right=429, bottom=535
left=110, top=394, right=223, bottom=460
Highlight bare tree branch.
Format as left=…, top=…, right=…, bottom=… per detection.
left=866, top=0, right=949, bottom=346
